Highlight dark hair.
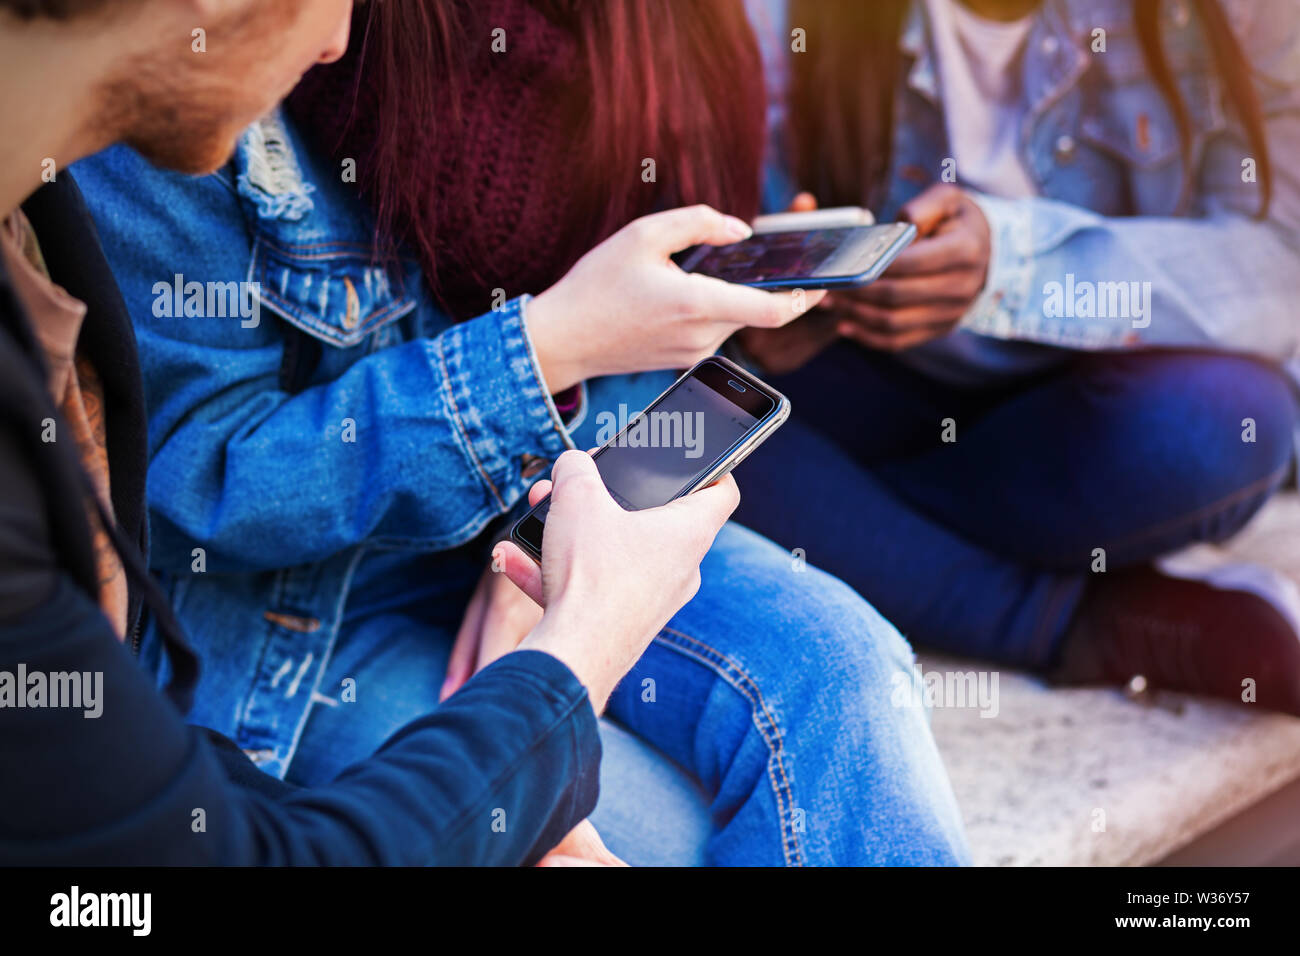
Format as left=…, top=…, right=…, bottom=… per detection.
left=290, top=0, right=765, bottom=308
left=788, top=0, right=1273, bottom=218
left=0, top=0, right=112, bottom=17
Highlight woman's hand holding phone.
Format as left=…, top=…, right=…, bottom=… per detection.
left=734, top=192, right=843, bottom=374
left=535, top=819, right=628, bottom=867
left=491, top=448, right=738, bottom=714
left=525, top=205, right=826, bottom=393
left=440, top=558, right=545, bottom=702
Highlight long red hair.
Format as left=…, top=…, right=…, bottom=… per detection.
left=290, top=0, right=765, bottom=317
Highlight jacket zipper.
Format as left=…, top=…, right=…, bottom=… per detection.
left=129, top=610, right=143, bottom=655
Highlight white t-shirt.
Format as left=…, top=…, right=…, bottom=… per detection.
left=924, top=0, right=1037, bottom=198
left=895, top=0, right=1068, bottom=387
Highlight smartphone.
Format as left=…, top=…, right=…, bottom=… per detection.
left=674, top=221, right=916, bottom=290
left=510, top=356, right=789, bottom=560
left=752, top=205, right=875, bottom=233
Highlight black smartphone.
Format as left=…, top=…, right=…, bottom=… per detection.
left=674, top=221, right=916, bottom=290
left=510, top=356, right=789, bottom=560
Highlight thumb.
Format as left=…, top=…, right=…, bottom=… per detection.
left=549, top=448, right=605, bottom=497
left=635, top=204, right=753, bottom=254
left=899, top=184, right=965, bottom=237
left=543, top=448, right=614, bottom=533
left=787, top=191, right=818, bottom=213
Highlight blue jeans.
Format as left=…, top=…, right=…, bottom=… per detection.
left=733, top=343, right=1298, bottom=669
left=277, top=523, right=971, bottom=866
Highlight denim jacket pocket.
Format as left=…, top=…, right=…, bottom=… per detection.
left=1076, top=22, right=1225, bottom=172
left=251, top=235, right=417, bottom=349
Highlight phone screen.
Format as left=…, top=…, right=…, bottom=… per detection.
left=513, top=360, right=779, bottom=554
left=676, top=223, right=911, bottom=287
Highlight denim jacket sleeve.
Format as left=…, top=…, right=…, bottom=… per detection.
left=962, top=4, right=1300, bottom=359
left=74, top=145, right=577, bottom=573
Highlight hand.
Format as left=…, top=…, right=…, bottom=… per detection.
left=735, top=310, right=841, bottom=376
left=834, top=183, right=991, bottom=352
left=733, top=192, right=842, bottom=375
left=497, top=449, right=739, bottom=713
left=535, top=820, right=628, bottom=867
left=526, top=205, right=827, bottom=393
left=441, top=559, right=544, bottom=702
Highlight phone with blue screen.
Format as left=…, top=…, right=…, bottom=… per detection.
left=675, top=222, right=916, bottom=290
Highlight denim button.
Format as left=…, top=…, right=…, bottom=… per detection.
left=1054, top=134, right=1077, bottom=162
left=520, top=454, right=549, bottom=479
left=263, top=611, right=322, bottom=633
left=341, top=277, right=361, bottom=331
left=1041, top=35, right=1059, bottom=55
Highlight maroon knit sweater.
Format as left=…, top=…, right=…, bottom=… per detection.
left=289, top=0, right=765, bottom=321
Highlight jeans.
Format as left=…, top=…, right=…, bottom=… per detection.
left=733, top=343, right=1298, bottom=670
left=279, top=522, right=971, bottom=866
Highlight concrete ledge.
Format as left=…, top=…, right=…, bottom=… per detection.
left=922, top=493, right=1300, bottom=866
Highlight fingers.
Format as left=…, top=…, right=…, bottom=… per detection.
left=526, top=478, right=552, bottom=507
left=874, top=229, right=984, bottom=277
left=703, top=472, right=742, bottom=520
left=694, top=278, right=828, bottom=330
left=549, top=448, right=606, bottom=500
left=562, top=821, right=627, bottom=866
left=633, top=204, right=752, bottom=253
left=537, top=821, right=630, bottom=867
left=537, top=449, right=614, bottom=563
left=734, top=313, right=840, bottom=375
left=787, top=191, right=818, bottom=213
left=477, top=570, right=545, bottom=671
left=899, top=183, right=967, bottom=236
left=769, top=287, right=829, bottom=321
left=442, top=570, right=491, bottom=701
left=659, top=472, right=740, bottom=538
left=838, top=298, right=965, bottom=333
left=535, top=854, right=619, bottom=867
left=494, top=541, right=545, bottom=606
left=837, top=314, right=958, bottom=352
left=851, top=270, right=985, bottom=308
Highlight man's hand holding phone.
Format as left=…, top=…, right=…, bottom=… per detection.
left=494, top=449, right=738, bottom=714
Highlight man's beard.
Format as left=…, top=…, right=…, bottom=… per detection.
left=94, top=52, right=252, bottom=176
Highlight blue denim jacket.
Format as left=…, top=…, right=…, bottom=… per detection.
left=72, top=111, right=631, bottom=777
left=749, top=0, right=1300, bottom=362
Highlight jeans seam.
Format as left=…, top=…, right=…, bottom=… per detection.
left=1028, top=572, right=1084, bottom=670
left=1026, top=462, right=1288, bottom=667
left=656, top=625, right=804, bottom=867
left=1067, top=460, right=1288, bottom=563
